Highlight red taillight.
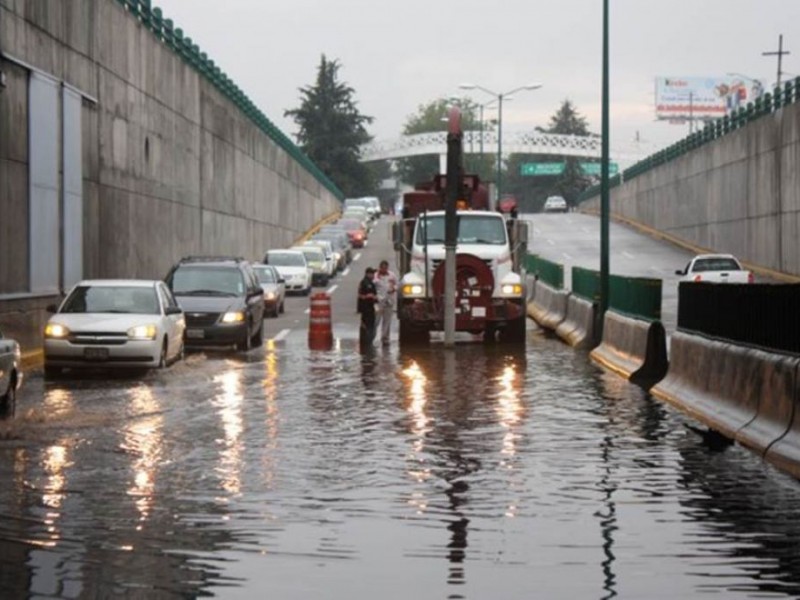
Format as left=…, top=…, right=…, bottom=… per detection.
left=747, top=272, right=754, bottom=283
left=355, top=232, right=364, bottom=239
left=694, top=274, right=702, bottom=282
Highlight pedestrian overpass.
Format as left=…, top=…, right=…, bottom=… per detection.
left=360, top=130, right=639, bottom=171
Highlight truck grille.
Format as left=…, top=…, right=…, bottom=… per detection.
left=431, top=258, right=493, bottom=272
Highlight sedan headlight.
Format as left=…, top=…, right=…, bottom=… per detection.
left=127, top=324, right=158, bottom=340
left=221, top=311, right=245, bottom=324
left=402, top=284, right=424, bottom=297
left=44, top=323, right=70, bottom=339
left=501, top=284, right=523, bottom=296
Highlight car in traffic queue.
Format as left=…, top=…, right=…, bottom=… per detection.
left=165, top=257, right=265, bottom=351
left=43, top=279, right=186, bottom=376
left=543, top=195, right=568, bottom=213
left=337, top=218, right=367, bottom=248
left=317, top=226, right=354, bottom=260
left=676, top=253, right=755, bottom=283
left=264, top=249, right=312, bottom=295
left=251, top=263, right=286, bottom=318
left=291, top=245, right=331, bottom=286
left=0, top=328, right=22, bottom=416
left=342, top=206, right=372, bottom=231
left=303, top=239, right=339, bottom=274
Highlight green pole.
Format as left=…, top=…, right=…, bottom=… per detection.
left=600, top=0, right=610, bottom=337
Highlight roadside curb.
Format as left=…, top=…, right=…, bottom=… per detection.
left=22, top=349, right=43, bottom=370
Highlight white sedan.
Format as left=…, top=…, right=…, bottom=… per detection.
left=0, top=329, right=22, bottom=415
left=44, top=280, right=186, bottom=375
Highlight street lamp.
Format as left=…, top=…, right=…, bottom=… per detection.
left=459, top=82, right=542, bottom=201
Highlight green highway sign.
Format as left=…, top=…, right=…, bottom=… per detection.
left=520, top=162, right=565, bottom=176
left=580, top=162, right=618, bottom=176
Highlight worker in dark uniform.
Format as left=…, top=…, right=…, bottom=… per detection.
left=357, top=267, right=378, bottom=349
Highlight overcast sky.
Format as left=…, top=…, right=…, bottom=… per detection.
left=157, top=0, right=798, bottom=164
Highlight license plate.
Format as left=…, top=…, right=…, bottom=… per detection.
left=186, top=329, right=205, bottom=339
left=83, top=347, right=109, bottom=361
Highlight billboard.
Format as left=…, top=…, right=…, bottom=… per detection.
left=655, top=76, right=765, bottom=120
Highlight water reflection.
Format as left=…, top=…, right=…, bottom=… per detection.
left=262, top=347, right=280, bottom=489
left=397, top=346, right=528, bottom=589
left=122, top=385, right=163, bottom=527
left=213, top=368, right=244, bottom=496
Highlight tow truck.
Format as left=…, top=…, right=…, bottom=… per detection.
left=391, top=108, right=529, bottom=345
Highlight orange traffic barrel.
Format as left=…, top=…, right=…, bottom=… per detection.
left=308, top=292, right=333, bottom=350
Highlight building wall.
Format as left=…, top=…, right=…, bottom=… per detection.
left=0, top=0, right=341, bottom=350
left=582, top=100, right=800, bottom=278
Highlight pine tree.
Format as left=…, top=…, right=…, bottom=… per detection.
left=285, top=55, right=374, bottom=196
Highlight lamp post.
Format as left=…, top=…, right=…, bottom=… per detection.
left=459, top=82, right=542, bottom=202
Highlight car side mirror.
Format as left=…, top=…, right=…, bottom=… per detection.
left=674, top=269, right=684, bottom=276
left=278, top=278, right=285, bottom=284
left=165, top=306, right=183, bottom=316
left=46, top=303, right=58, bottom=314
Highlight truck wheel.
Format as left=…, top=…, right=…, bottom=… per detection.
left=399, top=320, right=428, bottom=346
left=500, top=316, right=527, bottom=345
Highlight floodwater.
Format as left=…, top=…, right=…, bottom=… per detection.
left=2, top=330, right=800, bottom=599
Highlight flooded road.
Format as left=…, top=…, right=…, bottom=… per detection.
left=3, top=329, right=800, bottom=599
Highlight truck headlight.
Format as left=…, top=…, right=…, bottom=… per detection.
left=44, top=323, right=70, bottom=339
left=501, top=284, right=523, bottom=296
left=127, top=324, right=158, bottom=340
left=264, top=292, right=276, bottom=301
left=221, top=311, right=246, bottom=324
left=402, top=284, right=424, bottom=297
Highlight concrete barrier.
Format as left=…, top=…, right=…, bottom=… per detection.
left=652, top=331, right=800, bottom=463
left=765, top=363, right=800, bottom=479
left=590, top=310, right=668, bottom=387
left=526, top=280, right=569, bottom=331
left=555, top=295, right=596, bottom=349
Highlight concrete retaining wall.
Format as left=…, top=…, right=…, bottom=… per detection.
left=582, top=101, right=800, bottom=278
left=0, top=0, right=340, bottom=350
left=590, top=310, right=668, bottom=387
left=652, top=330, right=800, bottom=478
left=554, top=295, right=596, bottom=349
left=526, top=280, right=569, bottom=331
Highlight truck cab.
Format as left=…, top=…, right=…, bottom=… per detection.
left=393, top=207, right=529, bottom=345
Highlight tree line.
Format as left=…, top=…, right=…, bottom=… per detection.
left=286, top=55, right=598, bottom=209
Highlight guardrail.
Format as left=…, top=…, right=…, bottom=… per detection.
left=572, top=266, right=662, bottom=321
left=525, top=254, right=564, bottom=289
left=577, top=77, right=800, bottom=203
left=116, top=0, right=344, bottom=201
left=677, top=282, right=800, bottom=355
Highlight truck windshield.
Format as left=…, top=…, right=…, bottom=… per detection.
left=415, top=215, right=507, bottom=245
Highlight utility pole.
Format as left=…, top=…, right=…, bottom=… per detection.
left=599, top=0, right=610, bottom=339
left=762, top=34, right=791, bottom=89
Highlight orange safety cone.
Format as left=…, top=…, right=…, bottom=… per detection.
left=308, top=292, right=334, bottom=350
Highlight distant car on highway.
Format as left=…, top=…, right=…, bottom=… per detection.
left=251, top=264, right=285, bottom=318
left=676, top=253, right=754, bottom=283
left=44, top=279, right=186, bottom=376
left=0, top=328, right=22, bottom=416
left=337, top=218, right=367, bottom=248
left=543, top=196, right=568, bottom=213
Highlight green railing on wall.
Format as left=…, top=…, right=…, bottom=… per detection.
left=116, top=0, right=344, bottom=201
left=577, top=77, right=800, bottom=203
left=525, top=254, right=564, bottom=290
left=572, top=266, right=662, bottom=321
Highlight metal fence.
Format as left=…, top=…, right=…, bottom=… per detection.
left=116, top=0, right=344, bottom=201
left=525, top=254, right=564, bottom=290
left=578, top=77, right=800, bottom=203
left=572, top=266, right=662, bottom=321
left=678, top=282, right=800, bottom=355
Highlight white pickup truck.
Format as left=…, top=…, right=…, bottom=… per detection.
left=676, top=253, right=754, bottom=283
